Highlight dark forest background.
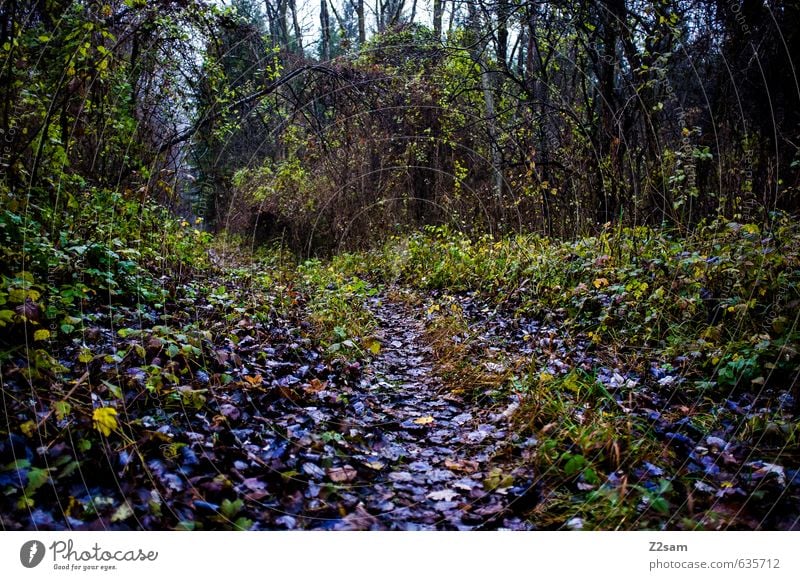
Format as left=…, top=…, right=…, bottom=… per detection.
left=1, top=0, right=797, bottom=253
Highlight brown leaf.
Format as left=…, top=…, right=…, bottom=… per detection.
left=444, top=458, right=478, bottom=473
left=304, top=378, right=326, bottom=393
left=243, top=374, right=263, bottom=386
left=335, top=505, right=379, bottom=530
left=327, top=465, right=357, bottom=483
left=278, top=386, right=300, bottom=402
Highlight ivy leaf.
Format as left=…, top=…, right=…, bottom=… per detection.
left=0, top=309, right=16, bottom=325
left=25, top=467, right=52, bottom=494
left=53, top=401, right=72, bottom=421
left=102, top=380, right=123, bottom=400
left=233, top=517, right=253, bottom=531
left=564, top=454, right=588, bottom=476
left=220, top=498, right=243, bottom=519
left=33, top=329, right=50, bottom=341
left=92, top=407, right=118, bottom=436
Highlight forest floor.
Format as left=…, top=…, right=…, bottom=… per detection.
left=1, top=287, right=538, bottom=531
left=2, top=205, right=800, bottom=530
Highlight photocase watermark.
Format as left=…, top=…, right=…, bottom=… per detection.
left=0, top=126, right=16, bottom=175
left=18, top=539, right=158, bottom=572
left=20, top=540, right=46, bottom=568
left=726, top=0, right=752, bottom=36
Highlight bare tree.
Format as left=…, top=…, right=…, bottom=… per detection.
left=433, top=0, right=444, bottom=39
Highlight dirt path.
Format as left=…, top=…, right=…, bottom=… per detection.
left=301, top=293, right=536, bottom=530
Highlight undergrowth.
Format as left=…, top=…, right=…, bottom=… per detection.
left=2, top=183, right=799, bottom=529
left=315, top=217, right=800, bottom=529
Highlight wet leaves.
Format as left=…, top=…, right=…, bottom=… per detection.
left=4, top=239, right=797, bottom=534
left=328, top=465, right=358, bottom=483
left=427, top=489, right=459, bottom=501
left=92, top=407, right=118, bottom=436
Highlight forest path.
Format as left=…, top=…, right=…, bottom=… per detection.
left=309, top=291, right=536, bottom=530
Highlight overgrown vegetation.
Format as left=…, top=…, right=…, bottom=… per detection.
left=305, top=220, right=800, bottom=528
left=1, top=0, right=799, bottom=531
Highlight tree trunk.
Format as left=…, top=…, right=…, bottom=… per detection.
left=320, top=0, right=331, bottom=61
left=288, top=0, right=303, bottom=52
left=468, top=2, right=503, bottom=224
left=496, top=0, right=509, bottom=68
left=433, top=0, right=443, bottom=40
left=357, top=0, right=365, bottom=45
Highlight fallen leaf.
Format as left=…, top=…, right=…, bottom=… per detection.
left=219, top=403, right=241, bottom=421
left=53, top=401, right=71, bottom=421
left=427, top=489, right=460, bottom=501
left=328, top=465, right=357, bottom=483
left=92, top=407, right=118, bottom=437
left=747, top=461, right=786, bottom=485
left=484, top=362, right=506, bottom=373
left=484, top=467, right=514, bottom=490
left=278, top=386, right=300, bottom=402
left=388, top=471, right=413, bottom=483
left=362, top=460, right=385, bottom=471
left=20, top=420, right=37, bottom=437
left=111, top=502, right=134, bottom=522
left=413, top=415, right=435, bottom=425
left=302, top=463, right=326, bottom=478
left=364, top=338, right=381, bottom=355
left=304, top=378, right=326, bottom=393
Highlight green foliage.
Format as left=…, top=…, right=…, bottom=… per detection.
left=358, top=219, right=799, bottom=368
left=0, top=187, right=215, bottom=364
left=297, top=258, right=379, bottom=348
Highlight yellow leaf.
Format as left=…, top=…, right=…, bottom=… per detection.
left=78, top=348, right=93, bottom=363
left=592, top=277, right=609, bottom=289
left=243, top=374, right=262, bottom=386
left=111, top=502, right=134, bottom=522
left=53, top=401, right=71, bottom=421
left=539, top=372, right=554, bottom=383
left=33, top=329, right=50, bottom=341
left=364, top=338, right=381, bottom=355
left=92, top=407, right=118, bottom=436
left=20, top=420, right=37, bottom=437
left=413, top=415, right=435, bottom=425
